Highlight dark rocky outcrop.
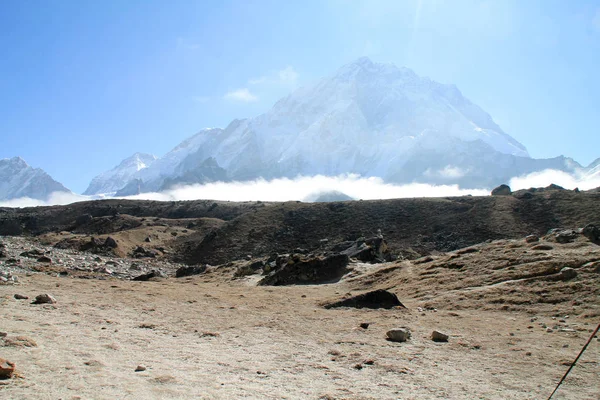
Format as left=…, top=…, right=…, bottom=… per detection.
left=323, top=289, right=405, bottom=309
left=491, top=184, right=511, bottom=196
left=175, top=265, right=207, bottom=278
left=258, top=254, right=350, bottom=286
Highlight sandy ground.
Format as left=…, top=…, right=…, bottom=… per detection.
left=1, top=273, right=599, bottom=400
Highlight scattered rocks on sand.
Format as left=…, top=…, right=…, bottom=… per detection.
left=431, top=330, right=449, bottom=342
left=13, top=294, right=28, bottom=300
left=386, top=328, right=411, bottom=342
left=324, top=289, right=405, bottom=309
left=0, top=358, right=16, bottom=379
left=491, top=184, right=511, bottom=196
left=33, top=294, right=57, bottom=304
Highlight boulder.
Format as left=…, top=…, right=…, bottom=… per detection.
left=558, top=267, right=577, bottom=281
left=555, top=230, right=578, bottom=244
left=0, top=358, right=16, bottom=379
left=324, top=290, right=405, bottom=309
left=431, top=330, right=449, bottom=342
left=386, top=328, right=411, bottom=342
left=33, top=294, right=57, bottom=304
left=104, top=237, right=118, bottom=249
left=582, top=224, right=599, bottom=243
left=175, top=265, right=207, bottom=278
left=258, top=254, right=350, bottom=286
left=132, top=270, right=167, bottom=281
left=491, top=184, right=511, bottom=196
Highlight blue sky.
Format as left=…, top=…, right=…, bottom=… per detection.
left=1, top=0, right=599, bottom=193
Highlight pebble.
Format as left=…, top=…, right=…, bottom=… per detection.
left=135, top=365, right=147, bottom=372
left=13, top=294, right=28, bottom=300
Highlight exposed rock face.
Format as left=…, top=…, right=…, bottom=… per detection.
left=491, top=184, right=511, bottom=196
left=258, top=254, right=350, bottom=286
left=324, top=289, right=405, bottom=309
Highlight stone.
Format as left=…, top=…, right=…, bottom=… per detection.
left=558, top=267, right=577, bottom=281
left=33, top=294, right=56, bottom=304
left=555, top=230, right=578, bottom=244
left=19, top=249, right=43, bottom=258
left=175, top=265, right=207, bottom=278
left=104, top=237, right=118, bottom=249
left=37, top=255, right=52, bottom=263
left=525, top=235, right=539, bottom=243
left=386, top=328, right=411, bottom=342
left=531, top=244, right=553, bottom=251
left=258, top=254, right=350, bottom=286
left=431, top=330, right=449, bottom=342
left=491, top=184, right=511, bottom=196
left=135, top=365, right=147, bottom=372
left=0, top=358, right=16, bottom=379
left=359, top=323, right=370, bottom=329
left=582, top=224, right=600, bottom=243
left=13, top=294, right=28, bottom=300
left=132, top=270, right=167, bottom=281
left=324, top=290, right=405, bottom=309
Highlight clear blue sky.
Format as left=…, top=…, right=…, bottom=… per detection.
left=1, top=0, right=599, bottom=193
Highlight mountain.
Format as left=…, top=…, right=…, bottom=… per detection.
left=84, top=153, right=157, bottom=195
left=0, top=157, right=70, bottom=201
left=86, top=57, right=584, bottom=194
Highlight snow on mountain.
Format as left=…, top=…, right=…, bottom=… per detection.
left=88, top=57, right=582, bottom=193
left=584, top=158, right=600, bottom=180
left=84, top=153, right=157, bottom=195
left=0, top=157, right=71, bottom=201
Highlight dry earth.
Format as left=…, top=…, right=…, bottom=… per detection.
left=1, top=236, right=599, bottom=399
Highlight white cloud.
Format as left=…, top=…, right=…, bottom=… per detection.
left=249, top=66, right=299, bottom=86
left=224, top=88, right=258, bottom=102
left=509, top=169, right=600, bottom=191
left=0, top=191, right=89, bottom=208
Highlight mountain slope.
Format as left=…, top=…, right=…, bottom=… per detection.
left=88, top=58, right=583, bottom=192
left=84, top=153, right=157, bottom=195
left=0, top=157, right=71, bottom=201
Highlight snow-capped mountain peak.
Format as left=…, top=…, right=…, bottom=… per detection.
left=83, top=152, right=157, bottom=195
left=0, top=157, right=70, bottom=201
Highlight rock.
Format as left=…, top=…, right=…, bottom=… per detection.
left=132, top=270, right=167, bottom=281
left=339, top=236, right=390, bottom=263
left=19, top=249, right=43, bottom=258
left=555, top=230, right=578, bottom=244
left=582, top=224, right=600, bottom=243
left=0, top=249, right=5, bottom=258
left=258, top=254, right=350, bottom=286
left=491, top=184, right=511, bottom=196
left=0, top=358, right=16, bottom=379
left=175, top=265, right=207, bottom=278
left=525, top=235, right=539, bottom=243
left=144, top=237, right=152, bottom=243
left=13, top=294, right=28, bottom=300
left=360, top=323, right=370, bottom=329
left=386, top=328, right=411, bottom=342
left=33, top=293, right=57, bottom=304
left=558, top=267, right=577, bottom=281
left=37, top=256, right=52, bottom=263
left=135, top=365, right=147, bottom=372
left=324, top=290, right=405, bottom=309
left=104, top=237, right=118, bottom=249
left=131, top=246, right=157, bottom=258
left=531, top=244, right=553, bottom=251
left=431, top=331, right=449, bottom=342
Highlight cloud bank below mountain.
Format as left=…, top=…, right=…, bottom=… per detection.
left=1, top=169, right=598, bottom=209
